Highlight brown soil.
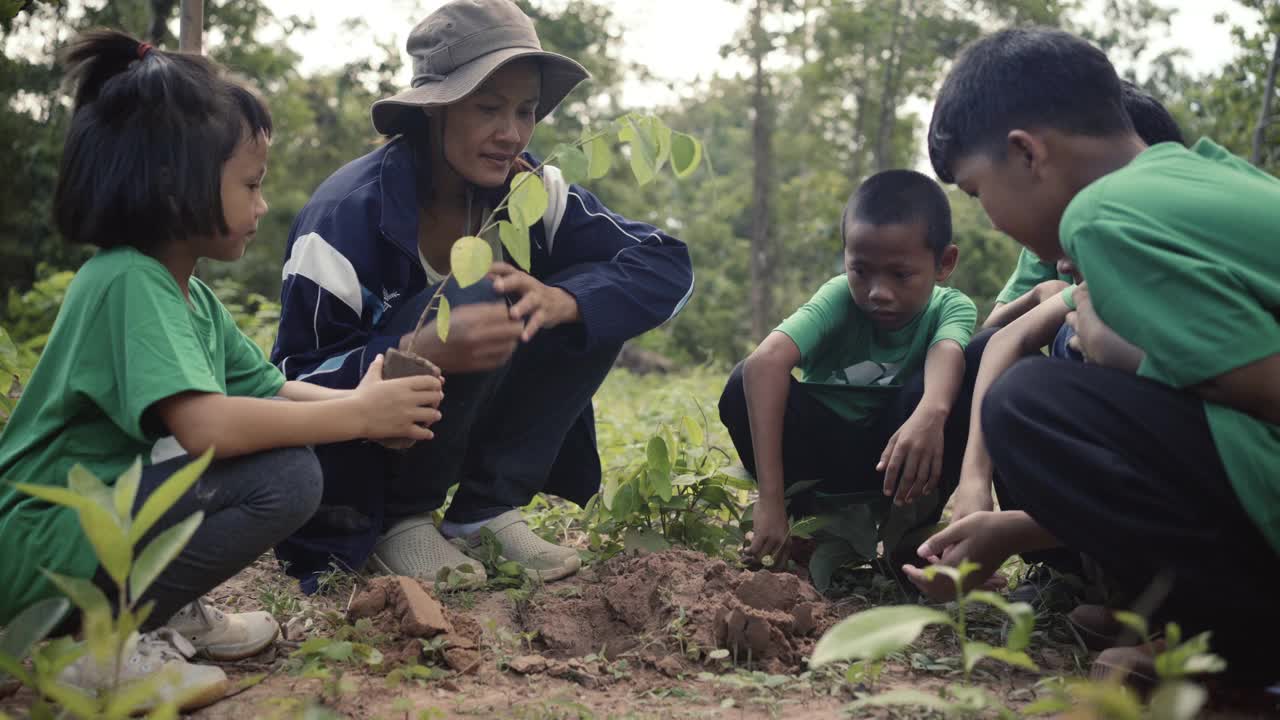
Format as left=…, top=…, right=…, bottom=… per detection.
left=381, top=348, right=441, bottom=380
left=524, top=549, right=835, bottom=674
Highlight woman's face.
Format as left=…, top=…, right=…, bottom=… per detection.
left=439, top=60, right=541, bottom=188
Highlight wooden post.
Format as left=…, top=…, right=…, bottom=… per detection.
left=179, top=0, right=203, bottom=53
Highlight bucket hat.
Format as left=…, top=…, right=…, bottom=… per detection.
left=371, top=0, right=590, bottom=135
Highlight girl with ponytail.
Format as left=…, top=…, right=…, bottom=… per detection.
left=0, top=30, right=443, bottom=711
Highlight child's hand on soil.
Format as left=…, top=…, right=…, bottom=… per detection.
left=355, top=354, right=444, bottom=441
left=405, top=302, right=523, bottom=373
left=489, top=262, right=580, bottom=342
left=746, top=496, right=790, bottom=564
left=901, top=511, right=1015, bottom=601
left=878, top=406, right=946, bottom=506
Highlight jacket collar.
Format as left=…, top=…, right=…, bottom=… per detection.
left=377, top=137, right=421, bottom=261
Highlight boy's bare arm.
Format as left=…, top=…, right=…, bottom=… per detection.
left=1196, top=354, right=1280, bottom=426
left=982, top=280, right=1069, bottom=329
left=954, top=294, right=1072, bottom=520
left=880, top=339, right=965, bottom=506
left=277, top=380, right=353, bottom=402
left=741, top=332, right=802, bottom=560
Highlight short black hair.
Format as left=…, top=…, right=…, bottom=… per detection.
left=53, top=30, right=270, bottom=254
left=929, top=28, right=1134, bottom=183
left=1121, top=80, right=1184, bottom=147
left=841, top=169, right=953, bottom=260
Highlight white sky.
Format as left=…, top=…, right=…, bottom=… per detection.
left=269, top=0, right=1261, bottom=108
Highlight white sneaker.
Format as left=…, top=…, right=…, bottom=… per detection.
left=166, top=598, right=279, bottom=661
left=57, top=628, right=228, bottom=713
left=370, top=515, right=488, bottom=588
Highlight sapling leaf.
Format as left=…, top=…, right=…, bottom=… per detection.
left=73, top=492, right=131, bottom=588
left=646, top=435, right=672, bottom=502
left=508, top=172, right=548, bottom=229
left=807, top=539, right=861, bottom=593
left=498, top=220, right=531, bottom=271
left=787, top=515, right=830, bottom=539
left=0, top=597, right=69, bottom=677
left=680, top=415, right=705, bottom=448
left=11, top=482, right=89, bottom=513
left=585, top=135, right=612, bottom=179
left=619, top=118, right=656, bottom=186
left=130, top=511, right=204, bottom=605
left=623, top=528, right=670, bottom=554
left=964, top=641, right=1039, bottom=673
left=112, top=457, right=142, bottom=524
left=810, top=605, right=953, bottom=667
left=450, top=236, right=493, bottom=288
left=43, top=571, right=114, bottom=664
left=67, top=464, right=114, bottom=513
left=131, top=448, right=212, bottom=544
left=437, top=296, right=451, bottom=342
left=1147, top=680, right=1208, bottom=720
left=967, top=591, right=1035, bottom=651
left=1111, top=610, right=1149, bottom=642
left=552, top=143, right=589, bottom=185
left=670, top=132, right=703, bottom=179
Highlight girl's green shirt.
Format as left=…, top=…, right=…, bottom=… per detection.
left=0, top=247, right=284, bottom=623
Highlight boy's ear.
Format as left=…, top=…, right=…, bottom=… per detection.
left=1006, top=129, right=1049, bottom=179
left=935, top=244, right=959, bottom=282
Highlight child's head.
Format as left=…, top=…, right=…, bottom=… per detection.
left=53, top=30, right=272, bottom=261
left=1121, top=80, right=1185, bottom=147
left=840, top=169, right=957, bottom=330
left=928, top=28, right=1141, bottom=261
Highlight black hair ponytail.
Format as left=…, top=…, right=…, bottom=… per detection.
left=54, top=30, right=260, bottom=254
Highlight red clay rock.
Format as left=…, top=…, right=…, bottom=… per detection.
left=508, top=654, right=549, bottom=675
left=347, top=578, right=392, bottom=620
left=388, top=576, right=451, bottom=637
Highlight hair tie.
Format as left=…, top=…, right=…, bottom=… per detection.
left=137, top=42, right=154, bottom=60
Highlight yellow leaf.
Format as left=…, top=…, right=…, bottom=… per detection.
left=436, top=296, right=451, bottom=342
left=498, top=221, right=531, bottom=271
left=508, top=172, right=548, bottom=230
left=450, top=235, right=493, bottom=288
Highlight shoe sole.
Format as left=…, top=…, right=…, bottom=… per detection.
left=368, top=552, right=488, bottom=589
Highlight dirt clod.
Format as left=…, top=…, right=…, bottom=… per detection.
left=349, top=576, right=451, bottom=637
left=508, top=654, right=549, bottom=674
left=656, top=655, right=683, bottom=678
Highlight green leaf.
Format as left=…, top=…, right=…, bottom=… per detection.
left=680, top=415, right=705, bottom=448
left=810, top=605, right=953, bottom=667
left=67, top=464, right=114, bottom=513
left=106, top=671, right=174, bottom=717
left=0, top=597, right=68, bottom=683
left=670, top=132, right=703, bottom=179
left=1020, top=696, right=1072, bottom=716
left=436, top=296, right=451, bottom=343
left=966, top=591, right=1035, bottom=651
left=112, top=458, right=142, bottom=523
left=646, top=435, right=672, bottom=501
left=11, top=482, right=90, bottom=512
left=553, top=144, right=589, bottom=185
left=807, top=539, right=861, bottom=593
left=508, top=172, right=548, bottom=230
left=787, top=515, right=830, bottom=539
left=130, top=511, right=203, bottom=605
left=1147, top=681, right=1208, bottom=720
left=585, top=135, right=612, bottom=179
left=618, top=119, right=655, bottom=186
left=963, top=641, right=1039, bottom=672
left=450, top=236, right=493, bottom=289
left=1111, top=610, right=1149, bottom=642
left=42, top=571, right=110, bottom=619
left=75, top=494, right=132, bottom=588
left=622, top=528, right=670, bottom=554
left=611, top=483, right=640, bottom=521
left=845, top=688, right=955, bottom=714
left=601, top=474, right=621, bottom=511
left=498, top=220, right=531, bottom=271
left=131, top=448, right=212, bottom=545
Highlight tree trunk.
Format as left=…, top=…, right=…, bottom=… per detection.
left=179, top=0, right=203, bottom=53
left=149, top=0, right=177, bottom=46
left=749, top=0, right=775, bottom=338
left=850, top=42, right=871, bottom=183
left=873, top=0, right=907, bottom=172
left=1251, top=28, right=1280, bottom=167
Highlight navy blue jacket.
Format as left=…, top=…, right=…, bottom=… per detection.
left=270, top=138, right=694, bottom=584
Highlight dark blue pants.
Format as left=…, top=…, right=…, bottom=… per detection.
left=379, top=273, right=620, bottom=522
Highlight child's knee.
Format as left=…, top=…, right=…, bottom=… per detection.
left=260, top=447, right=324, bottom=526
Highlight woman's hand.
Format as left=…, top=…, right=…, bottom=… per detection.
left=489, top=262, right=580, bottom=341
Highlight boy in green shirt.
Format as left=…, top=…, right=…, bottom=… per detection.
left=719, top=169, right=976, bottom=562
left=910, top=27, right=1280, bottom=684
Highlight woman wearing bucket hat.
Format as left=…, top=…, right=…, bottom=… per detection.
left=270, top=0, right=694, bottom=590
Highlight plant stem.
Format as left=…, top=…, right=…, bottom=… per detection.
left=955, top=578, right=970, bottom=684
left=408, top=282, right=448, bottom=351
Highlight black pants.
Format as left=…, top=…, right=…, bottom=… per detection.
left=380, top=271, right=621, bottom=523
left=716, top=330, right=993, bottom=519
left=985, top=357, right=1280, bottom=680
left=91, top=447, right=322, bottom=629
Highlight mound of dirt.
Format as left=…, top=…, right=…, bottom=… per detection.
left=523, top=549, right=836, bottom=674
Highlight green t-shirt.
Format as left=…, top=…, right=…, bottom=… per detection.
left=0, top=247, right=285, bottom=624
left=1061, top=138, right=1280, bottom=555
left=775, top=276, right=976, bottom=423
left=996, top=248, right=1075, bottom=304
